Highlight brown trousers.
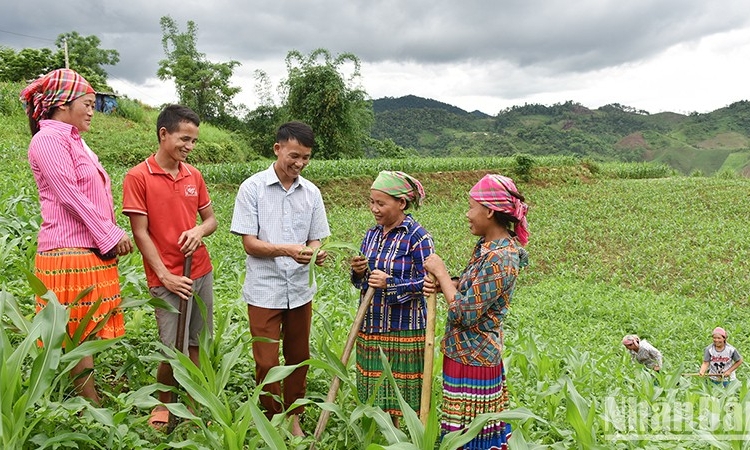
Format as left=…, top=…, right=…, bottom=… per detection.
left=247, top=302, right=312, bottom=418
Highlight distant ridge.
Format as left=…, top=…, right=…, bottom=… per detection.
left=370, top=95, right=750, bottom=176
left=372, top=94, right=490, bottom=118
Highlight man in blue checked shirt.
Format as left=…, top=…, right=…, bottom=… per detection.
left=230, top=121, right=330, bottom=437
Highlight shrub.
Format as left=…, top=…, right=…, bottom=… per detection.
left=114, top=96, right=146, bottom=123
left=715, top=168, right=740, bottom=179
left=581, top=157, right=600, bottom=175
left=0, top=81, right=24, bottom=117
left=514, top=153, right=536, bottom=181
left=193, top=140, right=246, bottom=164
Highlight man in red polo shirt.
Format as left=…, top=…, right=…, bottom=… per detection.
left=122, top=104, right=217, bottom=429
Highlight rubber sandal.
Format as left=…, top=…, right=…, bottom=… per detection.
left=149, top=407, right=170, bottom=430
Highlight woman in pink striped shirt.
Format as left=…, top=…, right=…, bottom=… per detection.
left=21, top=69, right=133, bottom=405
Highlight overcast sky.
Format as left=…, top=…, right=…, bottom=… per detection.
left=2, top=0, right=749, bottom=115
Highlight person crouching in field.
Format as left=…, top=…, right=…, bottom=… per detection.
left=622, top=334, right=662, bottom=372
left=699, top=327, right=743, bottom=386
left=424, top=174, right=529, bottom=450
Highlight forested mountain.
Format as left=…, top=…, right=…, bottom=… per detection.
left=372, top=94, right=489, bottom=117
left=371, top=96, right=750, bottom=176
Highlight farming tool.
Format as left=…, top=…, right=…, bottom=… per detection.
left=167, top=255, right=192, bottom=433
left=419, top=274, right=437, bottom=425
left=682, top=372, right=728, bottom=379
left=311, top=287, right=376, bottom=447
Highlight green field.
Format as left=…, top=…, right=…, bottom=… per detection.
left=3, top=102, right=750, bottom=448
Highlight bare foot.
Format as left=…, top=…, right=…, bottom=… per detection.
left=290, top=414, right=305, bottom=437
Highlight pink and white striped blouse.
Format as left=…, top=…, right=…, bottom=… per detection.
left=28, top=120, right=125, bottom=253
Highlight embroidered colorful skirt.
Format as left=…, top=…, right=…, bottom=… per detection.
left=356, top=329, right=425, bottom=416
left=35, top=248, right=124, bottom=343
left=441, top=356, right=511, bottom=450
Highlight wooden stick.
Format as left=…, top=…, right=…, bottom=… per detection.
left=312, top=287, right=376, bottom=446
left=682, top=372, right=727, bottom=378
left=168, top=255, right=192, bottom=433
left=419, top=274, right=437, bottom=425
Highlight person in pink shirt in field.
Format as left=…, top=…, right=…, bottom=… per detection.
left=20, top=68, right=133, bottom=405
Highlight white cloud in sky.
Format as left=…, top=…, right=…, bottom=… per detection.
left=3, top=0, right=750, bottom=115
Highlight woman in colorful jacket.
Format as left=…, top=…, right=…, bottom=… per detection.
left=424, top=174, right=529, bottom=449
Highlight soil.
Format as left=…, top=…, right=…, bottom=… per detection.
left=319, top=170, right=496, bottom=207
left=615, top=132, right=649, bottom=150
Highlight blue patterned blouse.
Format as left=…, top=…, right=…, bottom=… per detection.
left=352, top=214, right=434, bottom=333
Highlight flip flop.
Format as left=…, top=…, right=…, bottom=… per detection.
left=149, top=406, right=170, bottom=430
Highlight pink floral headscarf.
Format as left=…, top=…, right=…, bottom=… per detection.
left=469, top=174, right=529, bottom=245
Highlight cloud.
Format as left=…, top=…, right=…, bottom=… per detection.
left=2, top=0, right=749, bottom=114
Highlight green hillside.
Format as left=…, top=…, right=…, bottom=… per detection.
left=373, top=97, right=750, bottom=175
left=5, top=77, right=750, bottom=176
left=0, top=81, right=260, bottom=168
left=4, top=83, right=750, bottom=447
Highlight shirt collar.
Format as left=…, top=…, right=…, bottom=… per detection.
left=39, top=119, right=79, bottom=138
left=477, top=236, right=513, bottom=256
left=376, top=214, right=414, bottom=233
left=266, top=162, right=301, bottom=190
left=144, top=154, right=192, bottom=178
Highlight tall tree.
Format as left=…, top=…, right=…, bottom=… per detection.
left=0, top=33, right=117, bottom=89
left=55, top=32, right=119, bottom=89
left=0, top=47, right=56, bottom=82
left=281, top=49, right=373, bottom=159
left=157, top=16, right=241, bottom=122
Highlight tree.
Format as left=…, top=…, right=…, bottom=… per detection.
left=364, top=137, right=416, bottom=159
left=0, top=47, right=57, bottom=82
left=55, top=32, right=119, bottom=90
left=0, top=33, right=118, bottom=89
left=280, top=49, right=373, bottom=159
left=157, top=16, right=241, bottom=122
left=235, top=69, right=281, bottom=157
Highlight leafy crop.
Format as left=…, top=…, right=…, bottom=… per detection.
left=3, top=132, right=750, bottom=447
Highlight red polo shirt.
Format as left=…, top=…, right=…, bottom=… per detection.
left=122, top=155, right=212, bottom=287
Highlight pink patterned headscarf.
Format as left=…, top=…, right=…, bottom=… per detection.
left=712, top=327, right=727, bottom=338
left=470, top=174, right=529, bottom=245
left=20, top=68, right=95, bottom=123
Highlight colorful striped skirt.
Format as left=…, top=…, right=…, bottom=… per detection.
left=35, top=248, right=124, bottom=343
left=441, top=356, right=511, bottom=450
left=356, top=329, right=425, bottom=416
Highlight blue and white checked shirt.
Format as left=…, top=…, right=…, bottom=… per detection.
left=230, top=163, right=330, bottom=309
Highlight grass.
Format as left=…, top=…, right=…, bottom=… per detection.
left=4, top=100, right=750, bottom=447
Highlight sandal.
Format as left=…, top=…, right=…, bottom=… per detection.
left=149, top=406, right=170, bottom=430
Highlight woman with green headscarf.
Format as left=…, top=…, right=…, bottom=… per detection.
left=350, top=171, right=434, bottom=426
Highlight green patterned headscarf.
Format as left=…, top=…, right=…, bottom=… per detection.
left=370, top=171, right=425, bottom=209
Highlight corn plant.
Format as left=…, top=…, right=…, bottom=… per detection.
left=308, top=238, right=363, bottom=286
left=0, top=290, right=67, bottom=448
left=359, top=349, right=544, bottom=450
left=0, top=280, right=125, bottom=449
left=0, top=268, right=183, bottom=450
